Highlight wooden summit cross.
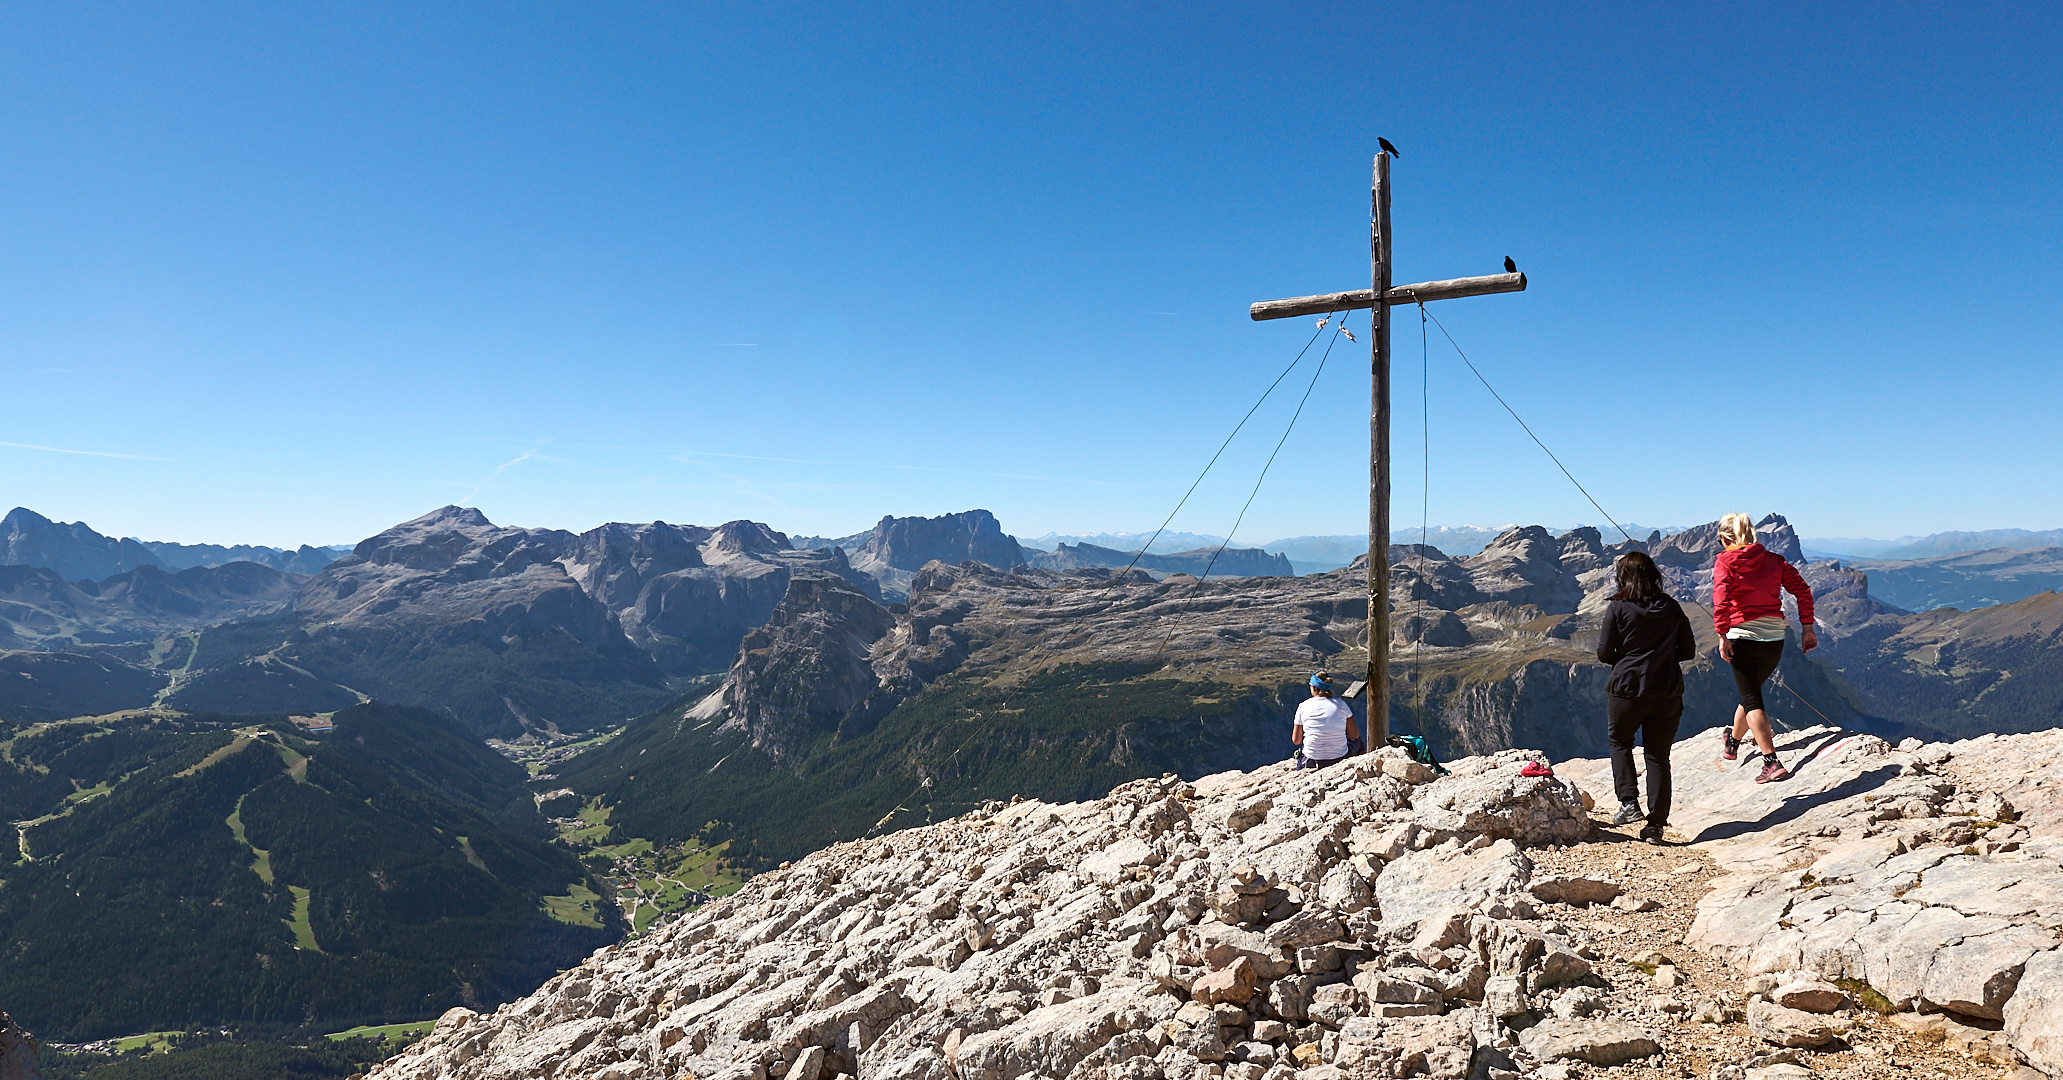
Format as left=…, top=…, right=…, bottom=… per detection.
left=1248, top=148, right=1526, bottom=745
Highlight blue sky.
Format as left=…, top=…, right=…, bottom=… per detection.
left=3, top=3, right=2058, bottom=549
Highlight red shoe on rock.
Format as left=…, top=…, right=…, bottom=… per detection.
left=1756, top=759, right=1791, bottom=784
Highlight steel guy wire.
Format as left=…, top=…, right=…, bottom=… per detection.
left=1417, top=302, right=1636, bottom=546
left=865, top=307, right=1344, bottom=837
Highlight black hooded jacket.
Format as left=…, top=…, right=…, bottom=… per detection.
left=1596, top=594, right=1697, bottom=699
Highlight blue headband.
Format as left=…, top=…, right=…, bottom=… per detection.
left=1309, top=674, right=1331, bottom=689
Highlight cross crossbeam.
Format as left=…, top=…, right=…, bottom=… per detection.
left=1248, top=150, right=1527, bottom=747
left=1247, top=272, right=1525, bottom=322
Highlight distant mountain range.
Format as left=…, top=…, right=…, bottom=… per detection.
left=1271, top=529, right=1516, bottom=572
left=2, top=507, right=348, bottom=580
left=1801, top=527, right=2063, bottom=561
left=0, top=507, right=1073, bottom=735
left=796, top=512, right=1295, bottom=592
left=1272, top=524, right=1683, bottom=572
left=10, top=502, right=2063, bottom=738
left=1025, top=541, right=1293, bottom=578
left=1849, top=547, right=2063, bottom=613
left=1019, top=530, right=1231, bottom=555
left=551, top=514, right=1888, bottom=871
left=557, top=510, right=2063, bottom=875
left=0, top=560, right=305, bottom=652
left=159, top=508, right=884, bottom=737
left=801, top=522, right=1705, bottom=576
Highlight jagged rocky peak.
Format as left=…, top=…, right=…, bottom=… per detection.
left=576, top=521, right=718, bottom=562
left=1459, top=527, right=1590, bottom=614
left=700, top=570, right=901, bottom=764
left=218, top=507, right=889, bottom=734
left=851, top=510, right=1027, bottom=575
left=1650, top=513, right=1803, bottom=568
left=347, top=504, right=549, bottom=571
left=906, top=557, right=1042, bottom=599
left=1554, top=527, right=1612, bottom=574
left=1378, top=517, right=1814, bottom=621
left=834, top=510, right=1030, bottom=603
left=710, top=520, right=793, bottom=556
left=1, top=505, right=166, bottom=581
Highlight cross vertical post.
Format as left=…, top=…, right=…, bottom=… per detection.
left=1367, top=152, right=1392, bottom=746
left=1247, top=148, right=1526, bottom=753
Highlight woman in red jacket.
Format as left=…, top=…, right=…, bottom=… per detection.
left=1712, top=513, right=1818, bottom=783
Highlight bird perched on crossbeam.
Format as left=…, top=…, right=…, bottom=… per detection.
left=1378, top=137, right=1401, bottom=158
left=1505, top=256, right=1517, bottom=274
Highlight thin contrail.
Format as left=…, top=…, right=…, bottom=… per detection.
left=459, top=449, right=542, bottom=503
left=0, top=440, right=171, bottom=461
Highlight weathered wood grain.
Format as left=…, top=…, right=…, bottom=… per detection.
left=1367, top=152, right=1392, bottom=745
left=1247, top=271, right=1526, bottom=321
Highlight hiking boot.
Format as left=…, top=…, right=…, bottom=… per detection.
left=1722, top=729, right=1741, bottom=761
left=1611, top=803, right=1644, bottom=826
left=1640, top=824, right=1667, bottom=845
left=1756, top=759, right=1792, bottom=784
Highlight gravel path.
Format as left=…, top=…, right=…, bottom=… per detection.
left=1525, top=807, right=2032, bottom=1080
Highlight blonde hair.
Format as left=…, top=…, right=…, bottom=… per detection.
left=1718, top=512, right=1757, bottom=548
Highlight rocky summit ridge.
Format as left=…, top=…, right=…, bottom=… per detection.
left=159, top=507, right=878, bottom=735
left=841, top=511, right=1028, bottom=603
left=0, top=505, right=344, bottom=580
left=364, top=719, right=2063, bottom=1080
left=1026, top=544, right=1295, bottom=581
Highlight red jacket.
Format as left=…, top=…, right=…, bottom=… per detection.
left=1712, top=543, right=1815, bottom=634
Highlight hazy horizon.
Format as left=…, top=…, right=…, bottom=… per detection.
left=14, top=500, right=2054, bottom=563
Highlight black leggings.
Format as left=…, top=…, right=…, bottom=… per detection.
left=1607, top=693, right=1681, bottom=826
left=1728, top=638, right=1784, bottom=713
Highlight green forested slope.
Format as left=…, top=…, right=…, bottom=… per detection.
left=43, top=1035, right=395, bottom=1080
left=1821, top=591, right=2063, bottom=739
left=0, top=703, right=618, bottom=1041
left=553, top=663, right=1299, bottom=870
left=0, top=649, right=168, bottom=723
left=162, top=617, right=673, bottom=735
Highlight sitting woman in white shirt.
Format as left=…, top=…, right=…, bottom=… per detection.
left=1293, top=672, right=1360, bottom=770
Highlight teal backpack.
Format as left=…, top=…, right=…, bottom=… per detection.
left=1387, top=734, right=1449, bottom=775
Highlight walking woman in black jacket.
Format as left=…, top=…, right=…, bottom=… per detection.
left=1596, top=550, right=1697, bottom=844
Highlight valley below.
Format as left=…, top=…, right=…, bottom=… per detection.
left=6, top=504, right=2063, bottom=1078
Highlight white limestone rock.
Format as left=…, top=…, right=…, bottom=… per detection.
left=1517, top=1019, right=1661, bottom=1065
left=1374, top=840, right=1534, bottom=938
left=1411, top=766, right=1591, bottom=846
left=370, top=726, right=2063, bottom=1080
left=1747, top=999, right=1836, bottom=1048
